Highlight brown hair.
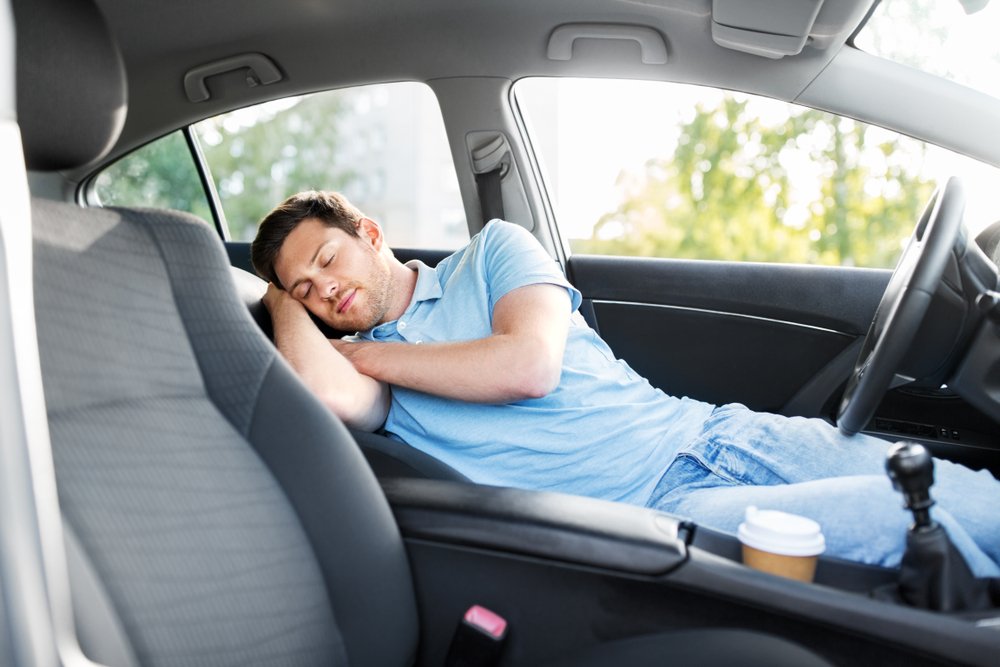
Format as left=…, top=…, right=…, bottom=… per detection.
left=251, top=191, right=365, bottom=288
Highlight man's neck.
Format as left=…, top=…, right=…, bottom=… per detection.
left=384, top=261, right=418, bottom=323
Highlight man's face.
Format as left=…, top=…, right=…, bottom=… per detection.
left=273, top=216, right=394, bottom=332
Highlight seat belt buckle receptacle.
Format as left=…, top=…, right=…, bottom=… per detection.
left=444, top=604, right=508, bottom=667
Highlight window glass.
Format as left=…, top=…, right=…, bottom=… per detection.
left=515, top=78, right=1000, bottom=268
left=192, top=82, right=468, bottom=247
left=92, top=130, right=212, bottom=220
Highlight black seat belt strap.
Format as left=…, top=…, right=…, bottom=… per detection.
left=475, top=166, right=505, bottom=223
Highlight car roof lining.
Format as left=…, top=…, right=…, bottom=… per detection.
left=49, top=0, right=998, bottom=188
left=88, top=0, right=870, bottom=163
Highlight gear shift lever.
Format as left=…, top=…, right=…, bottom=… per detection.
left=886, top=442, right=935, bottom=531
left=878, top=442, right=996, bottom=611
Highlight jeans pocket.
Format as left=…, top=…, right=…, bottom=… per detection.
left=645, top=448, right=740, bottom=509
left=697, top=403, right=747, bottom=432
left=682, top=403, right=794, bottom=486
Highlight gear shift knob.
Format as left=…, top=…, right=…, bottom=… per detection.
left=886, top=442, right=935, bottom=530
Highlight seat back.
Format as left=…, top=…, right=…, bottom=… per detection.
left=18, top=0, right=419, bottom=663
left=32, top=201, right=419, bottom=666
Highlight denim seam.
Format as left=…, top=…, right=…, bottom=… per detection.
left=674, top=450, right=743, bottom=486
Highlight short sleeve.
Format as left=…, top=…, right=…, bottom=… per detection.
left=478, top=220, right=582, bottom=314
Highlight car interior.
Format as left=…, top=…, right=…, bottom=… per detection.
left=4, top=0, right=1000, bottom=665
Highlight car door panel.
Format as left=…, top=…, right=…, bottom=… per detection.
left=568, top=255, right=890, bottom=415
left=589, top=300, right=855, bottom=412
left=568, top=254, right=1000, bottom=474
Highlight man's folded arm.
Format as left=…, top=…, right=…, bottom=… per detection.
left=332, top=282, right=572, bottom=403
left=264, top=284, right=390, bottom=431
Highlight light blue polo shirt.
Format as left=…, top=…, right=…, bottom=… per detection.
left=357, top=220, right=715, bottom=505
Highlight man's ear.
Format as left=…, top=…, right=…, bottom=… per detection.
left=357, top=217, right=384, bottom=251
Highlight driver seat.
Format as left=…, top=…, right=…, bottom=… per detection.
left=15, top=0, right=832, bottom=664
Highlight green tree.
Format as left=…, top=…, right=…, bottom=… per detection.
left=195, top=92, right=358, bottom=240
left=95, top=91, right=357, bottom=241
left=95, top=131, right=213, bottom=221
left=572, top=99, right=935, bottom=268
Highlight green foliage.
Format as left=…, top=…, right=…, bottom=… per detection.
left=571, top=99, right=936, bottom=268
left=98, top=86, right=936, bottom=267
left=194, top=93, right=357, bottom=240
left=95, top=131, right=212, bottom=222
left=94, top=93, right=358, bottom=241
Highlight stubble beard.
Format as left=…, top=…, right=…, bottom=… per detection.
left=358, top=262, right=394, bottom=332
left=309, top=253, right=395, bottom=333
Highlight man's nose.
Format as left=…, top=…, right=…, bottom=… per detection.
left=320, top=278, right=337, bottom=300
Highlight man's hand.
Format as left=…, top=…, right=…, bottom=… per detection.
left=329, top=338, right=394, bottom=381
left=263, top=282, right=300, bottom=317
left=333, top=283, right=571, bottom=403
left=329, top=337, right=368, bottom=367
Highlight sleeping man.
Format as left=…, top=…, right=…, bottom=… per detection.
left=251, top=190, right=1000, bottom=575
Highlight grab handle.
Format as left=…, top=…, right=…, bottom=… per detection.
left=183, top=53, right=282, bottom=102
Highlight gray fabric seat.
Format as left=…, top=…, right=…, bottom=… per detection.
left=33, top=202, right=418, bottom=665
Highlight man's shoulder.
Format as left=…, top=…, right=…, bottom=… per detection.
left=442, top=220, right=533, bottom=269
left=476, top=219, right=543, bottom=258
left=480, top=218, right=529, bottom=240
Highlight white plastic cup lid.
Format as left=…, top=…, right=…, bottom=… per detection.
left=737, top=506, right=826, bottom=557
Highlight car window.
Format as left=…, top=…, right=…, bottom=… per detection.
left=515, top=78, right=1000, bottom=268
left=91, top=130, right=212, bottom=221
left=192, top=82, right=467, bottom=246
left=92, top=82, right=468, bottom=249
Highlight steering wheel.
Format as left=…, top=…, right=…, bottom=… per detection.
left=836, top=177, right=967, bottom=436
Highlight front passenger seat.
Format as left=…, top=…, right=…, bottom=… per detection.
left=19, top=0, right=416, bottom=661
left=16, top=0, right=832, bottom=665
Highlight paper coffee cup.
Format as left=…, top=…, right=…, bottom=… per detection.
left=737, top=506, right=825, bottom=582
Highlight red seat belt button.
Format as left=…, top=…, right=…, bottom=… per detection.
left=445, top=605, right=508, bottom=667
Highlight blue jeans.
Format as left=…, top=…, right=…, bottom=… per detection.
left=646, top=404, right=1000, bottom=576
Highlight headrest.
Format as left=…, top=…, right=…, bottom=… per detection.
left=13, top=0, right=127, bottom=171
left=231, top=266, right=275, bottom=341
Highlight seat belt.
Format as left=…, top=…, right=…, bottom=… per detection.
left=475, top=166, right=505, bottom=223
left=469, top=132, right=512, bottom=224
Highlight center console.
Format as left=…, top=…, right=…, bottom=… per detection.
left=382, top=477, right=1000, bottom=666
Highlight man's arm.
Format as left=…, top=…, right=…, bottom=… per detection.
left=264, top=284, right=390, bottom=431
left=331, top=283, right=571, bottom=403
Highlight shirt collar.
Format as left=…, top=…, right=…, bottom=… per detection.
left=359, top=259, right=442, bottom=340
left=406, top=259, right=444, bottom=304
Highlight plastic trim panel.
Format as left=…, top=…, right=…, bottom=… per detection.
left=382, top=478, right=688, bottom=575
